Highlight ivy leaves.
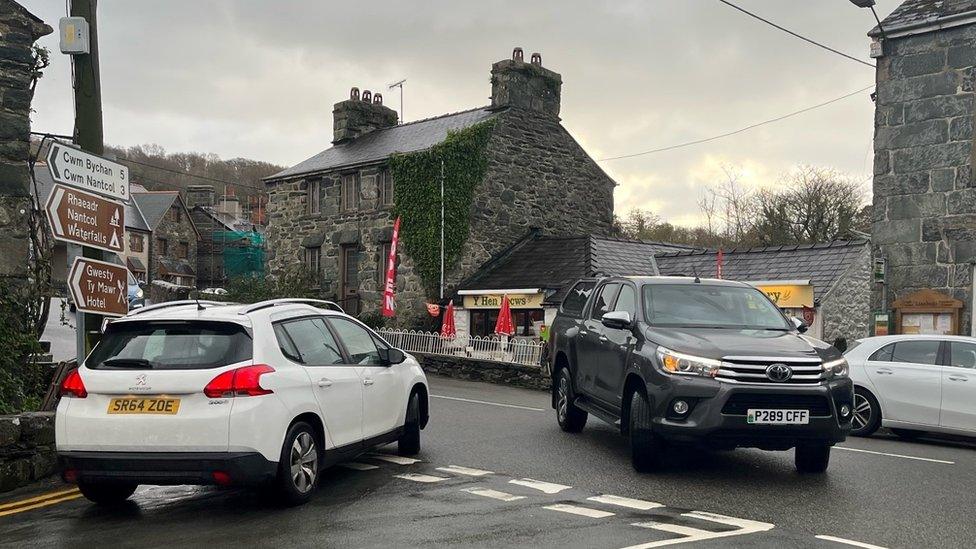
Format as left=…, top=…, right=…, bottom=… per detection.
left=391, top=120, right=496, bottom=296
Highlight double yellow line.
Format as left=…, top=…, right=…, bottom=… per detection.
left=0, top=487, right=82, bottom=518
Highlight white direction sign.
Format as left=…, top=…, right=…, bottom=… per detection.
left=46, top=142, right=129, bottom=201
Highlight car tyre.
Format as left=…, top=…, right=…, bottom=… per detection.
left=629, top=389, right=663, bottom=473
left=851, top=388, right=881, bottom=437
left=890, top=428, right=922, bottom=440
left=274, top=421, right=319, bottom=506
left=77, top=481, right=137, bottom=505
left=398, top=392, right=421, bottom=456
left=795, top=444, right=831, bottom=474
left=555, top=369, right=587, bottom=433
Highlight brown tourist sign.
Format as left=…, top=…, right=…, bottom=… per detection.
left=68, top=257, right=129, bottom=317
left=45, top=183, right=125, bottom=255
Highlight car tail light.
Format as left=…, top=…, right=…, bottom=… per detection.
left=60, top=370, right=87, bottom=398
left=212, top=471, right=232, bottom=486
left=204, top=364, right=275, bottom=398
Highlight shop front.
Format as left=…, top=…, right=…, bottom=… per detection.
left=747, top=279, right=821, bottom=338
left=458, top=290, right=547, bottom=337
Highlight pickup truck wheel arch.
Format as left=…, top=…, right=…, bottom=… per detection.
left=550, top=352, right=571, bottom=409
left=620, top=374, right=647, bottom=436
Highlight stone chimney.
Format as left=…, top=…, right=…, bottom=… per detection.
left=333, top=87, right=399, bottom=144
left=490, top=48, right=562, bottom=117
left=186, top=184, right=215, bottom=208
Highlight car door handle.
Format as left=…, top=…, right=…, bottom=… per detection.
left=317, top=379, right=334, bottom=388
left=598, top=335, right=609, bottom=342
left=875, top=368, right=893, bottom=375
left=579, top=330, right=588, bottom=336
left=363, top=378, right=374, bottom=386
left=948, top=375, right=968, bottom=382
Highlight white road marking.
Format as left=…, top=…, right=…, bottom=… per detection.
left=367, top=453, right=422, bottom=465
left=432, top=394, right=545, bottom=412
left=508, top=478, right=572, bottom=494
left=544, top=504, right=615, bottom=519
left=394, top=473, right=449, bottom=483
left=835, top=445, right=954, bottom=464
left=626, top=511, right=774, bottom=548
left=815, top=535, right=888, bottom=548
left=339, top=462, right=379, bottom=471
left=460, top=487, right=525, bottom=502
left=436, top=465, right=493, bottom=477
left=587, top=494, right=663, bottom=511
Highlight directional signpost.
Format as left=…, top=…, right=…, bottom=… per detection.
left=68, top=257, right=129, bottom=317
left=45, top=184, right=125, bottom=254
left=46, top=141, right=129, bottom=201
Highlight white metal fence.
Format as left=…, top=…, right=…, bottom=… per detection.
left=376, top=329, right=544, bottom=368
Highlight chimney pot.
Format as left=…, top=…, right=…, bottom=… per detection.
left=531, top=52, right=542, bottom=65
left=512, top=47, right=523, bottom=61
left=362, top=89, right=372, bottom=103
left=373, top=93, right=383, bottom=105
left=350, top=87, right=360, bottom=101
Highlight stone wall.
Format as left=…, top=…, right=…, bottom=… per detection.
left=872, top=23, right=976, bottom=333
left=0, top=2, right=50, bottom=284
left=0, top=412, right=57, bottom=493
left=821, top=244, right=872, bottom=345
left=150, top=198, right=200, bottom=286
left=415, top=352, right=549, bottom=391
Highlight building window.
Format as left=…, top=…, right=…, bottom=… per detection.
left=470, top=309, right=544, bottom=337
left=177, top=241, right=189, bottom=260
left=168, top=206, right=181, bottom=223
left=129, top=233, right=144, bottom=253
left=377, top=242, right=391, bottom=284
left=341, top=245, right=361, bottom=315
left=341, top=174, right=358, bottom=212
left=304, top=247, right=321, bottom=277
left=379, top=170, right=394, bottom=207
left=156, top=238, right=168, bottom=257
left=307, top=179, right=321, bottom=215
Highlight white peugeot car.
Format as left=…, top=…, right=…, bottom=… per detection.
left=845, top=335, right=976, bottom=440
left=57, top=299, right=429, bottom=506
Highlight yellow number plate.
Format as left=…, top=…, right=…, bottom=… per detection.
left=107, top=397, right=181, bottom=415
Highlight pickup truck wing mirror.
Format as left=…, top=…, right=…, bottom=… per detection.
left=601, top=311, right=632, bottom=330
left=790, top=317, right=808, bottom=334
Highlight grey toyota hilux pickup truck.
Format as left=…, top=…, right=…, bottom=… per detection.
left=548, top=276, right=853, bottom=473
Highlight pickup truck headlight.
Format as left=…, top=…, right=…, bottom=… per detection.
left=821, top=357, right=849, bottom=378
left=656, top=347, right=721, bottom=378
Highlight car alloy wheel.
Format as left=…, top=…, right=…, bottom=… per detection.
left=290, top=432, right=318, bottom=494
left=852, top=392, right=872, bottom=431
left=557, top=376, right=569, bottom=423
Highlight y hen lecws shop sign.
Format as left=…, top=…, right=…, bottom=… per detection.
left=463, top=293, right=544, bottom=309
left=754, top=284, right=814, bottom=309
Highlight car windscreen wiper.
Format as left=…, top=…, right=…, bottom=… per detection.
left=100, top=358, right=155, bottom=369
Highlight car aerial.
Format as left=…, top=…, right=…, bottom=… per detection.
left=56, top=298, right=429, bottom=506
left=845, top=334, right=976, bottom=440
left=548, top=276, right=853, bottom=474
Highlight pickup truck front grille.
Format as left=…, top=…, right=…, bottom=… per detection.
left=716, top=356, right=825, bottom=385
left=722, top=393, right=831, bottom=416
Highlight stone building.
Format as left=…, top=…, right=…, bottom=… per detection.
left=186, top=184, right=265, bottom=288
left=132, top=190, right=200, bottom=287
left=265, top=50, right=615, bottom=322
left=0, top=2, right=50, bottom=285
left=655, top=241, right=872, bottom=345
left=869, top=0, right=976, bottom=335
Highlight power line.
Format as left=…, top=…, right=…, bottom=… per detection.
left=597, top=84, right=875, bottom=162
left=717, top=0, right=875, bottom=69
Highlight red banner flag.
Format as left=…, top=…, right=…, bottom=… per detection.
left=381, top=217, right=401, bottom=317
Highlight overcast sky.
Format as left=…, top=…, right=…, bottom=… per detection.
left=23, top=0, right=899, bottom=226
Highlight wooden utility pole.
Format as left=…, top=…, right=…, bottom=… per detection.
left=69, top=0, right=104, bottom=361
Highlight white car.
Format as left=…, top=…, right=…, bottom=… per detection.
left=844, top=335, right=976, bottom=439
left=57, top=298, right=429, bottom=506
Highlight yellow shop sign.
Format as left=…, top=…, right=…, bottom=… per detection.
left=463, top=293, right=544, bottom=309
left=755, top=284, right=814, bottom=308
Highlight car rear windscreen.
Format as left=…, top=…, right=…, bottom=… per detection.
left=87, top=320, right=252, bottom=370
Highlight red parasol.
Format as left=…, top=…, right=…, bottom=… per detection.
left=440, top=300, right=456, bottom=338
left=494, top=294, right=515, bottom=336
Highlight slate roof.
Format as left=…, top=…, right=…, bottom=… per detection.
left=459, top=232, right=698, bottom=303
left=267, top=107, right=498, bottom=180
left=870, top=0, right=976, bottom=36
left=654, top=240, right=869, bottom=303
left=158, top=257, right=195, bottom=276
left=132, top=191, right=179, bottom=229
left=32, top=164, right=150, bottom=233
